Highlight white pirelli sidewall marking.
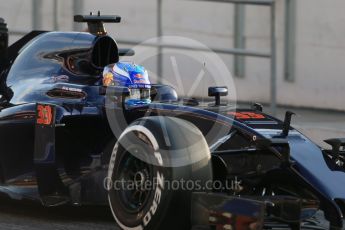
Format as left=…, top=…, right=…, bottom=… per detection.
left=108, top=125, right=164, bottom=230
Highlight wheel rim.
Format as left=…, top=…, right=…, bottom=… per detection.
left=115, top=146, right=153, bottom=214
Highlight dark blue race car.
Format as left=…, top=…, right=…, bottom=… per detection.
left=0, top=14, right=344, bottom=230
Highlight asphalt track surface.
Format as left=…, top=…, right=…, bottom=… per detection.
left=0, top=106, right=343, bottom=229
left=0, top=198, right=118, bottom=230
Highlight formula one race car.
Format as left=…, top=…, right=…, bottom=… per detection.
left=0, top=13, right=344, bottom=230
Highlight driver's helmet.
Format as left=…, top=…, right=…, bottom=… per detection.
left=103, top=61, right=151, bottom=106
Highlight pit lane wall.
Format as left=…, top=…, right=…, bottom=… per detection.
left=2, top=0, right=345, bottom=111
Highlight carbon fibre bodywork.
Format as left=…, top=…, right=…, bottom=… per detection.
left=0, top=20, right=344, bottom=229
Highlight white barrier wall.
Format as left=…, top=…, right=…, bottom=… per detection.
left=2, top=0, right=345, bottom=111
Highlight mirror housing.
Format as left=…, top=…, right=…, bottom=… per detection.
left=208, top=86, right=228, bottom=106
left=252, top=103, right=263, bottom=112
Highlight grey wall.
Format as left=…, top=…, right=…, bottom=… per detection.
left=1, top=0, right=345, bottom=111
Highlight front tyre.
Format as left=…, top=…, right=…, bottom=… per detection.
left=107, top=116, right=212, bottom=230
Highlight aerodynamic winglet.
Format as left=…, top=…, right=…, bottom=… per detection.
left=74, top=14, right=121, bottom=23
left=74, top=12, right=121, bottom=36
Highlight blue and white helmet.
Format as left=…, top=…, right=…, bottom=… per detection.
left=103, top=61, right=151, bottom=106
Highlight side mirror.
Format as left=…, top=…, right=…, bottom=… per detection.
left=208, top=86, right=228, bottom=106
left=252, top=103, right=263, bottom=112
